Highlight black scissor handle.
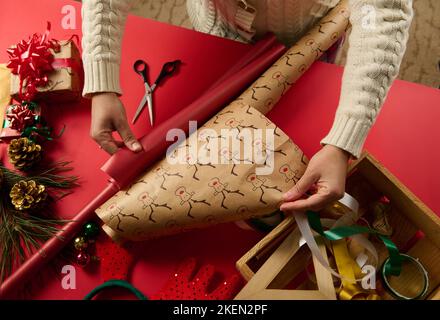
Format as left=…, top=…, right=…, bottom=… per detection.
left=154, top=60, right=181, bottom=87
left=133, top=59, right=149, bottom=83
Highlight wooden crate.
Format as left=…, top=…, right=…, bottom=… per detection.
left=236, top=152, right=440, bottom=300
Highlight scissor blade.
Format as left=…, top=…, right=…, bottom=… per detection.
left=147, top=94, right=154, bottom=126
left=132, top=93, right=149, bottom=124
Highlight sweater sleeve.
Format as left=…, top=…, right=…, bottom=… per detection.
left=320, top=0, right=413, bottom=158
left=81, top=0, right=137, bottom=97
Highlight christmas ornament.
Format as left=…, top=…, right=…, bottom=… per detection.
left=8, top=137, right=42, bottom=171
left=75, top=251, right=91, bottom=267
left=83, top=221, right=100, bottom=238
left=9, top=179, right=47, bottom=211
left=73, top=236, right=89, bottom=251
left=6, top=103, right=36, bottom=132
left=371, top=197, right=393, bottom=236
left=70, top=222, right=101, bottom=268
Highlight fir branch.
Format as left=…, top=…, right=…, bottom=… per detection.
left=0, top=161, right=78, bottom=190
left=0, top=203, right=67, bottom=283
left=0, top=161, right=77, bottom=283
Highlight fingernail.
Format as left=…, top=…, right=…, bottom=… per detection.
left=132, top=142, right=142, bottom=152
left=283, top=191, right=294, bottom=201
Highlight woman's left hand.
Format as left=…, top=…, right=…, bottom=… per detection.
left=280, top=144, right=350, bottom=213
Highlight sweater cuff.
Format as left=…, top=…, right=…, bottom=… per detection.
left=82, top=59, right=122, bottom=98
left=320, top=114, right=371, bottom=159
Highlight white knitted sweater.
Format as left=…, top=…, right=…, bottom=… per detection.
left=81, top=0, right=413, bottom=158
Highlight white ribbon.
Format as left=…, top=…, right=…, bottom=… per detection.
left=294, top=193, right=378, bottom=282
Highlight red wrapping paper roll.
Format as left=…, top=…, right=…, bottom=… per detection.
left=102, top=43, right=286, bottom=188
left=207, top=33, right=280, bottom=91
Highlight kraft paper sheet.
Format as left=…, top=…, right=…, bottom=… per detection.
left=95, top=1, right=350, bottom=242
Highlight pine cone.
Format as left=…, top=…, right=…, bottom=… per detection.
left=10, top=180, right=48, bottom=211
left=8, top=137, right=42, bottom=171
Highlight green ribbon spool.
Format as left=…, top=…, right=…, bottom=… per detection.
left=84, top=279, right=148, bottom=300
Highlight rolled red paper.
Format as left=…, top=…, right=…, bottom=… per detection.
left=102, top=43, right=286, bottom=188
left=207, top=33, right=280, bottom=91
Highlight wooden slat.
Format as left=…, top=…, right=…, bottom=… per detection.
left=268, top=245, right=310, bottom=289
left=236, top=215, right=295, bottom=280
left=313, top=237, right=337, bottom=300
left=235, top=228, right=336, bottom=300
left=235, top=228, right=303, bottom=299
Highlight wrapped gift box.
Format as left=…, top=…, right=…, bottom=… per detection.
left=0, top=103, right=43, bottom=141
left=236, top=152, right=440, bottom=300
left=10, top=40, right=82, bottom=103
left=1, top=115, right=22, bottom=140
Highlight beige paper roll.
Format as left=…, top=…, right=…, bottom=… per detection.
left=0, top=64, right=11, bottom=130
left=95, top=1, right=350, bottom=242
left=238, top=0, right=350, bottom=114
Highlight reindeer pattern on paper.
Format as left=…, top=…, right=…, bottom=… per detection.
left=96, top=101, right=308, bottom=242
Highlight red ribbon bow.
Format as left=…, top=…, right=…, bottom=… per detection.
left=6, top=22, right=60, bottom=101
left=6, top=103, right=36, bottom=132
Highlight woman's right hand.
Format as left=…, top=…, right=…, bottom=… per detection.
left=90, top=92, right=143, bottom=155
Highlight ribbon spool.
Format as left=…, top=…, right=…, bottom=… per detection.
left=84, top=279, right=148, bottom=300
left=380, top=254, right=429, bottom=300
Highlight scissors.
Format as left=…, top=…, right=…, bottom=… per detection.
left=132, top=59, right=181, bottom=125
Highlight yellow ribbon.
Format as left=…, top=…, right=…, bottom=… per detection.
left=332, top=239, right=381, bottom=300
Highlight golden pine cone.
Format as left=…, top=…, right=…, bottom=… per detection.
left=10, top=180, right=48, bottom=211
left=8, top=137, right=42, bottom=171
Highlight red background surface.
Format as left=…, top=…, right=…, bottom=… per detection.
left=0, top=0, right=439, bottom=299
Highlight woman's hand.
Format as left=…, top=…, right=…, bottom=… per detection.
left=280, top=145, right=350, bottom=213
left=90, top=92, right=143, bottom=155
